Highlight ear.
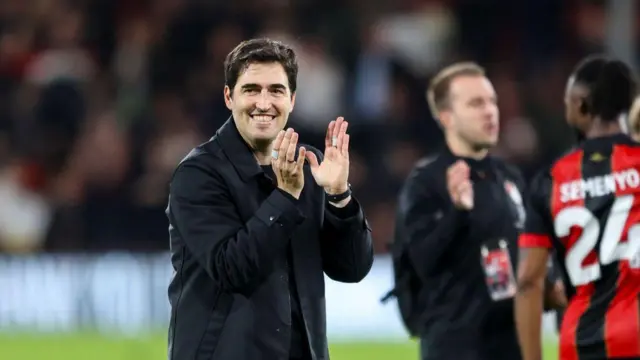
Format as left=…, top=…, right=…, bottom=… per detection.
left=578, top=97, right=588, bottom=115
left=290, top=91, right=296, bottom=112
left=224, top=86, right=233, bottom=110
left=439, top=110, right=453, bottom=129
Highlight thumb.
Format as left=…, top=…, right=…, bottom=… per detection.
left=305, top=151, right=319, bottom=168
left=460, top=189, right=474, bottom=209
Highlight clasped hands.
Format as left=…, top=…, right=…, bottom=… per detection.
left=271, top=117, right=350, bottom=201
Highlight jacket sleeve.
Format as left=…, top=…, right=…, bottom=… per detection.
left=504, top=166, right=561, bottom=308
left=167, top=161, right=306, bottom=293
left=320, top=195, right=374, bottom=283
left=518, top=171, right=555, bottom=250
left=309, top=146, right=373, bottom=283
left=397, top=170, right=470, bottom=280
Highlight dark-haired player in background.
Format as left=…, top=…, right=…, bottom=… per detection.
left=554, top=55, right=630, bottom=334
left=515, top=55, right=640, bottom=360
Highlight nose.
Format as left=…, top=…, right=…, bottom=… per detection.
left=255, top=90, right=271, bottom=111
left=484, top=103, right=499, bottom=120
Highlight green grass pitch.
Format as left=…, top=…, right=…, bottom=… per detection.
left=0, top=333, right=558, bottom=359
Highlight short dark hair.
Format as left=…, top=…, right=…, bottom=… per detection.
left=224, top=38, right=298, bottom=95
left=571, top=55, right=638, bottom=121
left=427, top=62, right=485, bottom=119
left=571, top=55, right=608, bottom=88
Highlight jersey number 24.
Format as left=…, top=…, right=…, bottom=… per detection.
left=554, top=194, right=640, bottom=286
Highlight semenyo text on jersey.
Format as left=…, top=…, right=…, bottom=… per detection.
left=559, top=168, right=640, bottom=203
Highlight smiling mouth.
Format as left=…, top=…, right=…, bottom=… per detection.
left=251, top=115, right=276, bottom=122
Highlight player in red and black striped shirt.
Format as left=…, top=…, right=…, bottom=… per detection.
left=515, top=55, right=640, bottom=360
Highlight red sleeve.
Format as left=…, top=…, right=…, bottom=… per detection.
left=519, top=233, right=553, bottom=249
left=518, top=171, right=554, bottom=249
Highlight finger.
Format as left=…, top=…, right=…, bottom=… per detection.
left=447, top=161, right=463, bottom=177
left=305, top=150, right=319, bottom=168
left=453, top=182, right=464, bottom=196
left=454, top=167, right=472, bottom=183
left=339, top=118, right=348, bottom=135
left=457, top=182, right=473, bottom=198
left=334, top=117, right=344, bottom=135
left=458, top=162, right=471, bottom=179
left=272, top=130, right=285, bottom=157
left=448, top=178, right=460, bottom=193
left=451, top=178, right=467, bottom=195
left=296, top=146, right=306, bottom=171
left=279, top=128, right=294, bottom=161
left=451, top=160, right=468, bottom=173
left=286, top=132, right=298, bottom=163
left=341, top=134, right=350, bottom=157
left=335, top=120, right=348, bottom=150
left=449, top=188, right=460, bottom=203
left=454, top=159, right=468, bottom=169
left=459, top=162, right=470, bottom=176
left=448, top=161, right=469, bottom=181
left=455, top=178, right=471, bottom=191
left=334, top=117, right=346, bottom=147
left=460, top=192, right=474, bottom=208
left=325, top=121, right=335, bottom=148
left=448, top=168, right=465, bottom=187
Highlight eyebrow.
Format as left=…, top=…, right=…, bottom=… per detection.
left=468, top=94, right=497, bottom=102
left=240, top=83, right=287, bottom=91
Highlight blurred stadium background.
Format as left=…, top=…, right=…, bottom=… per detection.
left=0, top=0, right=636, bottom=359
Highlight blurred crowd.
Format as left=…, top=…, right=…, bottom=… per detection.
left=0, top=0, right=634, bottom=254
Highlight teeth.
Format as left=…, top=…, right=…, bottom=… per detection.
left=252, top=115, right=274, bottom=122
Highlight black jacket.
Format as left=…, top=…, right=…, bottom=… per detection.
left=166, top=119, right=374, bottom=360
left=396, top=147, right=526, bottom=360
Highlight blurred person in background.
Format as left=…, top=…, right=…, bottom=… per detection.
left=516, top=55, right=640, bottom=360
left=551, top=56, right=640, bottom=334
left=389, top=62, right=565, bottom=360
left=548, top=53, right=634, bottom=335
left=165, top=38, right=373, bottom=360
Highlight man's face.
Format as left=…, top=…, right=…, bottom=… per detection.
left=442, top=75, right=499, bottom=150
left=224, top=62, right=295, bottom=146
left=564, top=77, right=590, bottom=132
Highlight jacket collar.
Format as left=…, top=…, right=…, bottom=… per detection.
left=213, top=117, right=263, bottom=182
left=442, top=145, right=497, bottom=181
left=581, top=133, right=634, bottom=151
left=442, top=145, right=493, bottom=168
